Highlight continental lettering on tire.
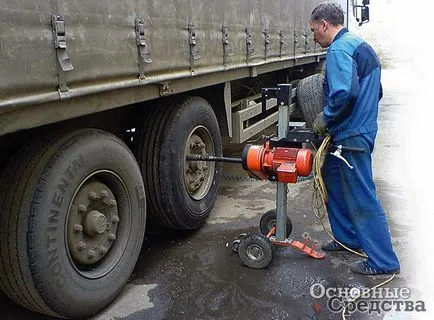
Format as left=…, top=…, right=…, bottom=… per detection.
left=57, top=154, right=85, bottom=193
left=46, top=154, right=85, bottom=288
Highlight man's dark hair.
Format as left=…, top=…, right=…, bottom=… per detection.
left=311, top=2, right=345, bottom=26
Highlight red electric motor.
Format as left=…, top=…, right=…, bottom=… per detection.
left=241, top=141, right=313, bottom=183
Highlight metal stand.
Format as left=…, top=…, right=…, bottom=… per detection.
left=276, top=84, right=291, bottom=241
left=232, top=83, right=325, bottom=269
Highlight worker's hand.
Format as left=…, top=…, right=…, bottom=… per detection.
left=312, top=111, right=328, bottom=135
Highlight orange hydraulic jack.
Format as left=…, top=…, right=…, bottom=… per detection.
left=186, top=83, right=325, bottom=269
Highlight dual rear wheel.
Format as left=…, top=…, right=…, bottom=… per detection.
left=0, top=96, right=222, bottom=318
left=134, top=96, right=222, bottom=229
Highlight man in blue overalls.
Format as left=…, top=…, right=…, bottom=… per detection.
left=309, top=2, right=400, bottom=275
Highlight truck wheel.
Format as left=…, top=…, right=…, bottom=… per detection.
left=238, top=234, right=273, bottom=269
left=297, top=73, right=325, bottom=128
left=259, top=209, right=293, bottom=237
left=0, top=129, right=146, bottom=319
left=135, top=96, right=222, bottom=229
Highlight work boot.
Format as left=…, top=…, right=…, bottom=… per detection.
left=350, top=261, right=400, bottom=275
left=321, top=240, right=362, bottom=252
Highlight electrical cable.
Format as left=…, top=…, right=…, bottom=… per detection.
left=311, top=135, right=396, bottom=319
left=341, top=273, right=395, bottom=319
left=311, top=135, right=367, bottom=258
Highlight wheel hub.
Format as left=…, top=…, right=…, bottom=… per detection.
left=246, top=244, right=264, bottom=261
left=67, top=181, right=119, bottom=265
left=184, top=127, right=215, bottom=200
left=267, top=220, right=276, bottom=232
left=186, top=134, right=207, bottom=193
left=84, top=210, right=107, bottom=236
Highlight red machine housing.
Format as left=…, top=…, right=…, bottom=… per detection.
left=242, top=142, right=313, bottom=183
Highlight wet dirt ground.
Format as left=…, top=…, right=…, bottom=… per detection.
left=1, top=64, right=432, bottom=319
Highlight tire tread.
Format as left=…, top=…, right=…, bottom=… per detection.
left=297, top=74, right=324, bottom=128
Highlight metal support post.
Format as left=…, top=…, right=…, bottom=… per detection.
left=275, top=83, right=291, bottom=241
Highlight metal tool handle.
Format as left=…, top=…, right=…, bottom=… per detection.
left=329, top=144, right=365, bottom=170
left=331, top=144, right=365, bottom=153
left=330, top=150, right=354, bottom=169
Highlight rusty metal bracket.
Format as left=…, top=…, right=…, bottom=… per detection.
left=159, top=83, right=174, bottom=96
left=279, top=31, right=286, bottom=57
left=51, top=15, right=73, bottom=94
left=245, top=27, right=255, bottom=61
left=264, top=29, right=270, bottom=59
left=135, top=18, right=152, bottom=80
left=222, top=25, right=233, bottom=65
left=188, top=23, right=201, bottom=61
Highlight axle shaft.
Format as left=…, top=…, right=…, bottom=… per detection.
left=186, top=154, right=243, bottom=164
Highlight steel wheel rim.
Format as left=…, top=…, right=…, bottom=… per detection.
left=66, top=170, right=130, bottom=279
left=246, top=244, right=264, bottom=261
left=184, top=125, right=215, bottom=200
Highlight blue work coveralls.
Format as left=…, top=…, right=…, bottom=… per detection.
left=322, top=28, right=400, bottom=272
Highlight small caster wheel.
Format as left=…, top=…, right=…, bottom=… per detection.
left=238, top=233, right=273, bottom=269
left=231, top=233, right=248, bottom=253
left=259, top=209, right=293, bottom=237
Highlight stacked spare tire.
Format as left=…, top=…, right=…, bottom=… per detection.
left=296, top=73, right=325, bottom=129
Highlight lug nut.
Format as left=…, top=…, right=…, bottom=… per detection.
left=78, top=205, right=87, bottom=213
left=88, top=191, right=97, bottom=200
left=108, top=233, right=117, bottom=241
left=108, top=199, right=117, bottom=208
left=100, top=246, right=108, bottom=255
left=100, top=190, right=109, bottom=198
left=111, top=215, right=120, bottom=224
left=199, top=143, right=205, bottom=149
left=78, top=241, right=87, bottom=251
left=88, top=249, right=96, bottom=258
left=73, top=224, right=83, bottom=233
